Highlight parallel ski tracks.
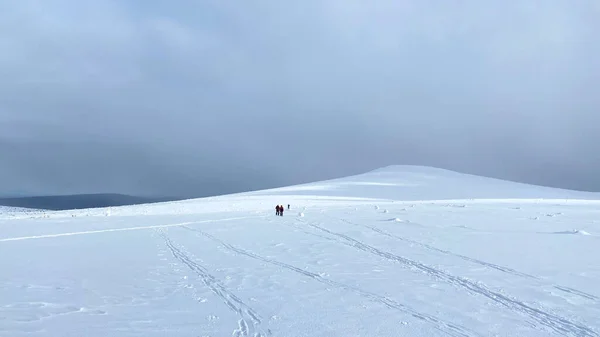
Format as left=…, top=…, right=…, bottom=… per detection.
left=182, top=226, right=478, bottom=337
left=295, top=218, right=598, bottom=337
left=157, top=213, right=598, bottom=337
left=334, top=216, right=599, bottom=303
left=158, top=229, right=271, bottom=337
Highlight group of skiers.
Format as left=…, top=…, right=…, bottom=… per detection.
left=275, top=204, right=290, bottom=216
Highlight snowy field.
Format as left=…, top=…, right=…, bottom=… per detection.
left=1, top=166, right=599, bottom=337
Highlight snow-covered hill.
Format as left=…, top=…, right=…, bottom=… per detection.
left=1, top=166, right=599, bottom=337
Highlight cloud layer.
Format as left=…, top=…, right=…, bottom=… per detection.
left=1, top=0, right=599, bottom=196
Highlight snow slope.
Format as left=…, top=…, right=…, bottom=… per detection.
left=1, top=165, right=599, bottom=337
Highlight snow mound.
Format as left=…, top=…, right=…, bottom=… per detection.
left=552, top=229, right=592, bottom=236
left=249, top=165, right=600, bottom=202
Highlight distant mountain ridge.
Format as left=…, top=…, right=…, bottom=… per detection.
left=0, top=193, right=184, bottom=211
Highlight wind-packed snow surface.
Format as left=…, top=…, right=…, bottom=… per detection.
left=1, top=165, right=599, bottom=337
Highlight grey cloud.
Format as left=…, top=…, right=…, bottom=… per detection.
left=1, top=0, right=599, bottom=197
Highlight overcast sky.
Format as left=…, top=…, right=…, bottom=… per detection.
left=1, top=1, right=599, bottom=197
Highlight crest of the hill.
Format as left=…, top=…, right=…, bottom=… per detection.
left=245, top=165, right=600, bottom=201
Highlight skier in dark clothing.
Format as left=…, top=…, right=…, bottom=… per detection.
left=287, top=204, right=290, bottom=210
left=280, top=205, right=284, bottom=216
left=275, top=205, right=280, bottom=216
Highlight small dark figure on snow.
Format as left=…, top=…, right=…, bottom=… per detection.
left=279, top=205, right=284, bottom=216
left=287, top=204, right=290, bottom=210
left=275, top=205, right=281, bottom=216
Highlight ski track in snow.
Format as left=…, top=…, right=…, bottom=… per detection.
left=337, top=216, right=537, bottom=279
left=552, top=286, right=599, bottom=301
left=292, top=218, right=598, bottom=337
left=0, top=216, right=266, bottom=243
left=157, top=229, right=271, bottom=337
left=332, top=216, right=600, bottom=303
left=181, top=225, right=477, bottom=337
